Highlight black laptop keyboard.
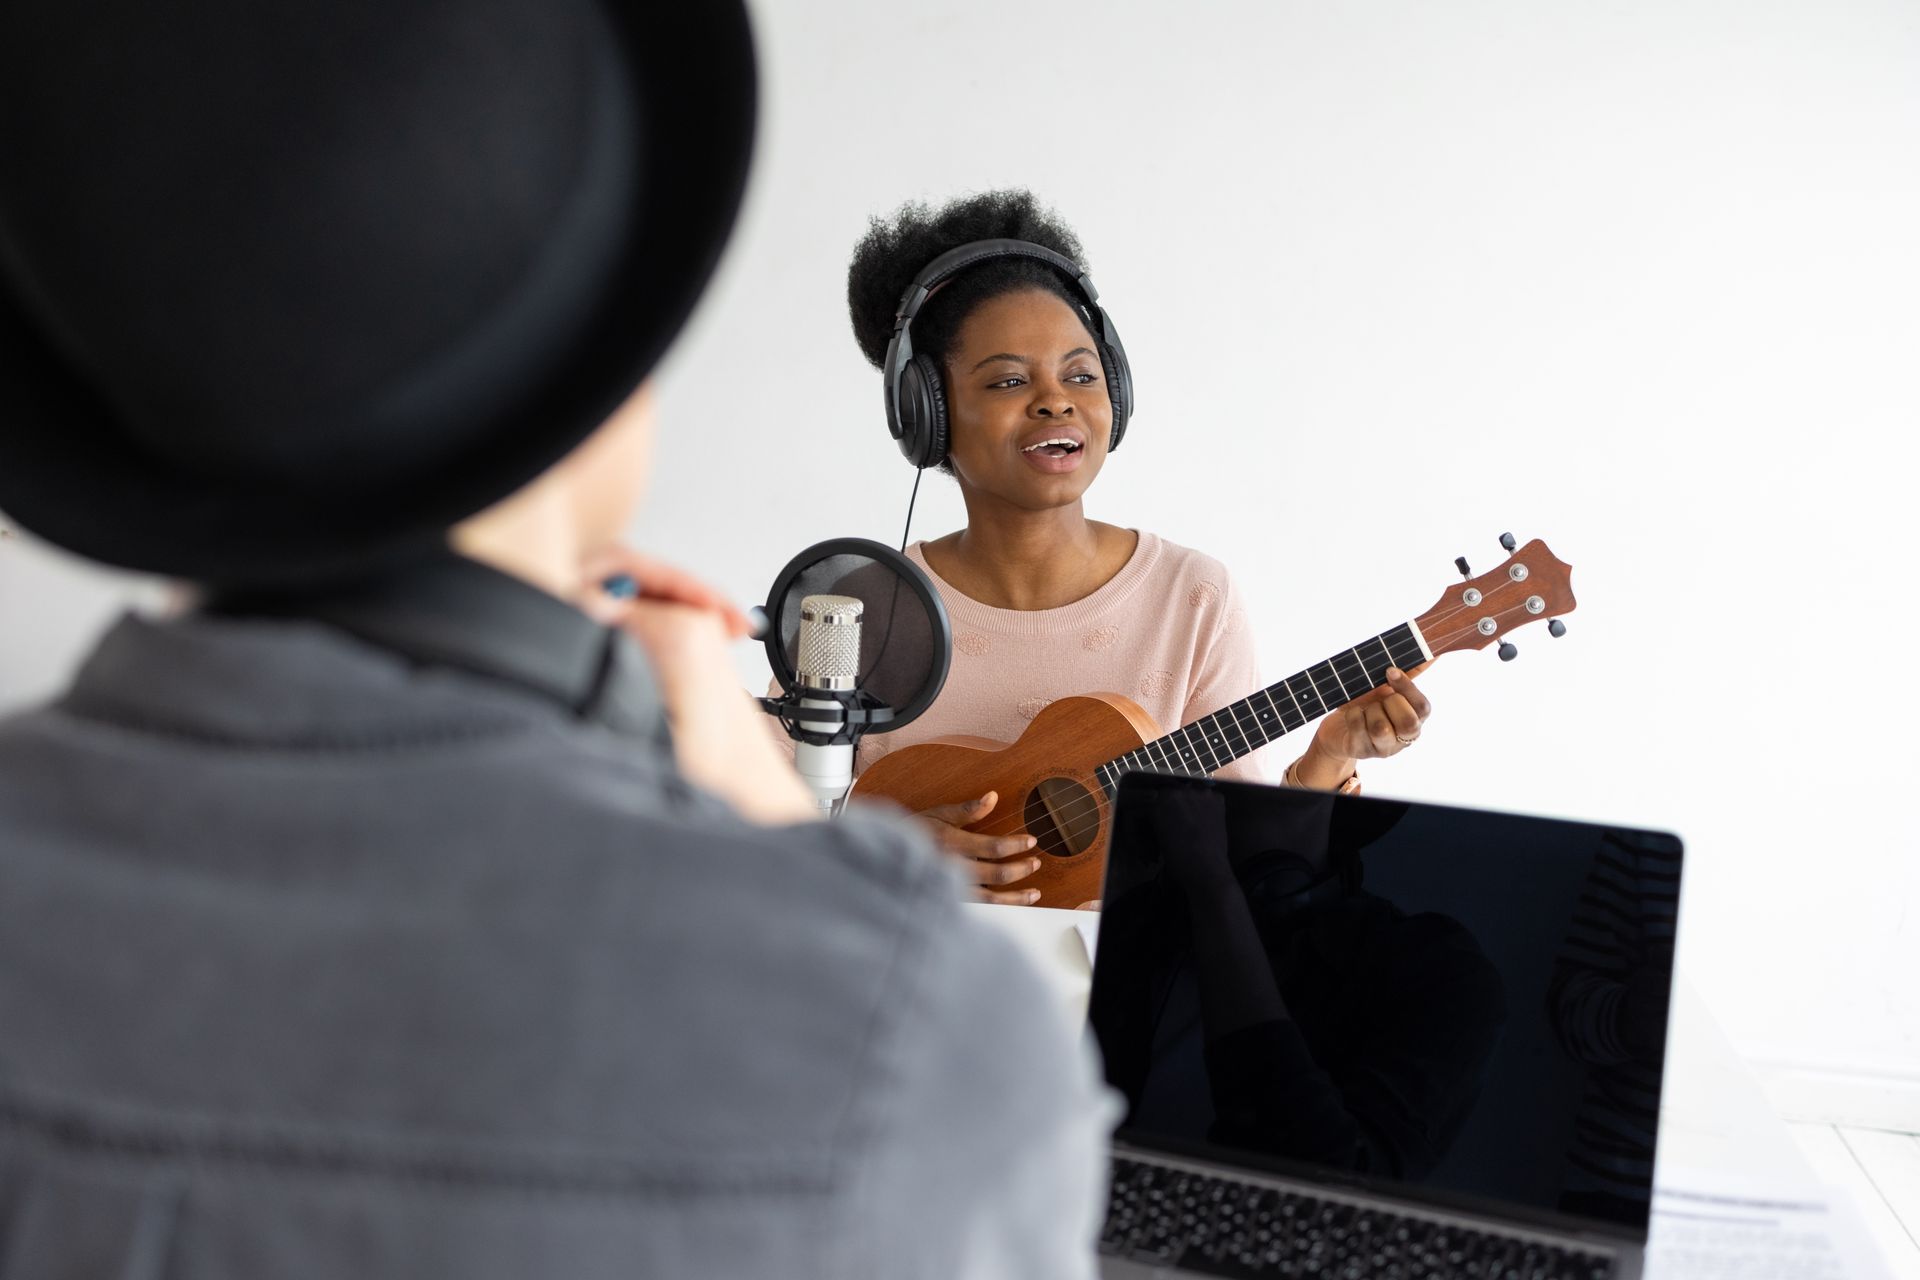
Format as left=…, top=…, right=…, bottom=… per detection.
left=1102, top=1156, right=1614, bottom=1279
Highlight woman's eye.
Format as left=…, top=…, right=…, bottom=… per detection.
left=988, top=376, right=1025, bottom=389
left=1068, top=372, right=1098, bottom=384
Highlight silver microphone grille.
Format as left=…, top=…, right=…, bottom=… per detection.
left=796, top=594, right=864, bottom=692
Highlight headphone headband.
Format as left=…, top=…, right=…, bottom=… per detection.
left=891, top=239, right=1098, bottom=329
left=880, top=238, right=1134, bottom=470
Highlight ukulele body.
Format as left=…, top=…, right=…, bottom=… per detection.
left=851, top=692, right=1163, bottom=909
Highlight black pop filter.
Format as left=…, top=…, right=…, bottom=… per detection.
left=761, top=538, right=950, bottom=736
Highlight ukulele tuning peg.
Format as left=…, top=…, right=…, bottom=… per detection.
left=1548, top=619, right=1566, bottom=638
left=1498, top=532, right=1517, bottom=553
left=1497, top=641, right=1518, bottom=662
left=1455, top=556, right=1472, bottom=578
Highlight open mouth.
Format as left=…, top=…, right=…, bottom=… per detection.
left=1021, top=437, right=1084, bottom=459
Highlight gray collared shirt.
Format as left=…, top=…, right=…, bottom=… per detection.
left=0, top=585, right=1113, bottom=1278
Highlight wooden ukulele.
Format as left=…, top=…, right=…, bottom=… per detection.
left=851, top=536, right=1576, bottom=908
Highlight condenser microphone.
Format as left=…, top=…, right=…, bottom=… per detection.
left=759, top=537, right=951, bottom=818
left=792, top=594, right=863, bottom=814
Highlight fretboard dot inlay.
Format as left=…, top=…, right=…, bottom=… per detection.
left=1110, top=625, right=1423, bottom=785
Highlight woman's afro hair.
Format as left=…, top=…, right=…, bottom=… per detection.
left=847, top=190, right=1092, bottom=372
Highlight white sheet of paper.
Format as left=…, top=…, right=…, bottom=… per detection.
left=961, top=903, right=1095, bottom=1021
left=1649, top=1166, right=1897, bottom=1279
left=1071, top=912, right=1099, bottom=966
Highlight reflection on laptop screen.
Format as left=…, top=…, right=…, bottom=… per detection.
left=1089, top=774, right=1683, bottom=1236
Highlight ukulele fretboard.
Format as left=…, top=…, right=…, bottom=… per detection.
left=1094, top=622, right=1428, bottom=791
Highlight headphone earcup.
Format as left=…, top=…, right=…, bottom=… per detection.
left=893, top=353, right=934, bottom=468
left=1101, top=340, right=1134, bottom=452
left=903, top=353, right=950, bottom=469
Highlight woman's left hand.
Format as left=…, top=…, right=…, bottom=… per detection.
left=1307, top=665, right=1432, bottom=769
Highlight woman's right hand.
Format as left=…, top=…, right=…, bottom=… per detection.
left=915, top=792, right=1043, bottom=905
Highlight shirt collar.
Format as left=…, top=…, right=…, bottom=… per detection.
left=205, top=552, right=664, bottom=737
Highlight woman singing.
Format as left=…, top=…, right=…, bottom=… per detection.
left=845, top=190, right=1432, bottom=903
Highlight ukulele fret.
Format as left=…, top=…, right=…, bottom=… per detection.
left=1110, top=623, right=1418, bottom=782
left=1249, top=688, right=1291, bottom=742
left=1287, top=672, right=1327, bottom=720
left=1306, top=661, right=1348, bottom=713
left=1196, top=712, right=1234, bottom=770
left=1357, top=636, right=1394, bottom=686
left=1329, top=649, right=1368, bottom=702
left=1269, top=685, right=1307, bottom=734
left=1171, top=725, right=1210, bottom=775
left=1221, top=701, right=1257, bottom=757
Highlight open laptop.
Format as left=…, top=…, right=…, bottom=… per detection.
left=1089, top=772, right=1682, bottom=1279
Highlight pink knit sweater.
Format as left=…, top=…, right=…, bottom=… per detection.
left=849, top=532, right=1277, bottom=784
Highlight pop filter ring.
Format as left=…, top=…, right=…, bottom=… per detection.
left=760, top=536, right=952, bottom=736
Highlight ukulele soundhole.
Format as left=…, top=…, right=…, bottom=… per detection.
left=1023, top=776, right=1101, bottom=858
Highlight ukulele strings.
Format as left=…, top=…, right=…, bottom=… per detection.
left=938, top=578, right=1552, bottom=850
left=945, top=605, right=1538, bottom=851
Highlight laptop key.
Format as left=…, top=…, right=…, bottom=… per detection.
left=1104, top=1157, right=1617, bottom=1278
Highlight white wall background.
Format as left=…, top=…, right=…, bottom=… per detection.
left=4, top=0, right=1916, bottom=1105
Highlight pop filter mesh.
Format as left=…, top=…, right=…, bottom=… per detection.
left=764, top=540, right=950, bottom=734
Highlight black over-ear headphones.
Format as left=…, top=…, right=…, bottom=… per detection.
left=881, top=238, right=1134, bottom=470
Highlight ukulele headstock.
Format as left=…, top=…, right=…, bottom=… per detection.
left=1414, top=535, right=1575, bottom=660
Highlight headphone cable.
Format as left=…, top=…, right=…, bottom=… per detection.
left=899, top=466, right=924, bottom=554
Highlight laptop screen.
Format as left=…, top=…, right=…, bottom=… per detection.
left=1088, top=773, right=1682, bottom=1238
